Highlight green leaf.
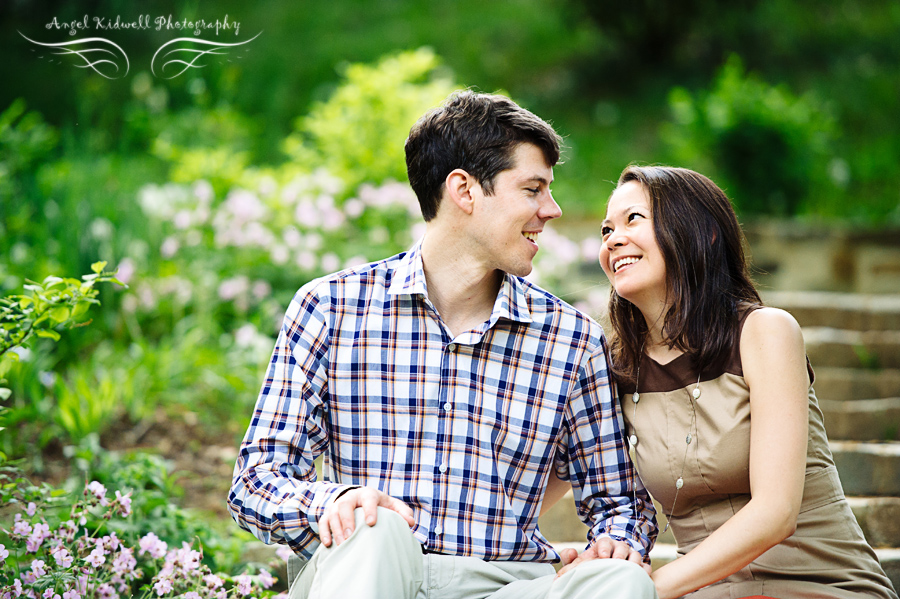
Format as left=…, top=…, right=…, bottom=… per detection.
left=18, top=297, right=34, bottom=309
left=35, top=329, right=61, bottom=341
left=49, top=306, right=71, bottom=323
left=91, top=261, right=107, bottom=274
left=72, top=302, right=90, bottom=317
left=0, top=388, right=10, bottom=400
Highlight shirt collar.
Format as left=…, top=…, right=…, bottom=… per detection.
left=388, top=238, right=532, bottom=326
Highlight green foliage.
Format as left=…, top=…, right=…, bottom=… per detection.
left=0, top=263, right=124, bottom=400
left=283, top=47, right=457, bottom=191
left=663, top=55, right=836, bottom=216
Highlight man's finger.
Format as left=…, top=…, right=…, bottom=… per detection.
left=360, top=489, right=380, bottom=526
left=593, top=537, right=614, bottom=559
left=335, top=494, right=358, bottom=544
left=611, top=540, right=631, bottom=560
left=386, top=496, right=415, bottom=526
left=559, top=547, right=578, bottom=566
left=319, top=508, right=334, bottom=547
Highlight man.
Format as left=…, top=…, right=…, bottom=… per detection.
left=228, top=90, right=658, bottom=599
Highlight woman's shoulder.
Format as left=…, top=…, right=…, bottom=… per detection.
left=741, top=306, right=812, bottom=385
left=741, top=306, right=803, bottom=346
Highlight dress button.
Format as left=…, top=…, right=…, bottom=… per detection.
left=439, top=463, right=447, bottom=473
left=443, top=402, right=452, bottom=411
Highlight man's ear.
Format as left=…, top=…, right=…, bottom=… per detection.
left=445, top=169, right=477, bottom=215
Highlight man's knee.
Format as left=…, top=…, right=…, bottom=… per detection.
left=348, top=506, right=415, bottom=543
left=554, top=559, right=656, bottom=599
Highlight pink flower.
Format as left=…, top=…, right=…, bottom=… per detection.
left=51, top=547, right=73, bottom=568
left=25, top=503, right=37, bottom=517
left=0, top=544, right=8, bottom=562
left=85, top=547, right=106, bottom=568
left=31, top=559, right=47, bottom=577
left=257, top=569, right=276, bottom=588
left=234, top=574, right=252, bottom=596
left=62, top=592, right=81, bottom=599
left=183, top=593, right=201, bottom=599
left=203, top=574, right=224, bottom=589
left=113, top=490, right=132, bottom=517
left=275, top=545, right=293, bottom=563
left=87, top=481, right=108, bottom=506
left=95, top=584, right=116, bottom=599
left=115, top=258, right=136, bottom=285
left=160, top=237, right=179, bottom=259
left=12, top=520, right=32, bottom=537
left=75, top=575, right=88, bottom=594
left=13, top=580, right=23, bottom=596
left=152, top=577, right=173, bottom=596
left=138, top=532, right=168, bottom=559
left=112, top=548, right=136, bottom=577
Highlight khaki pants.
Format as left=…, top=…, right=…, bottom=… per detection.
left=288, top=507, right=658, bottom=599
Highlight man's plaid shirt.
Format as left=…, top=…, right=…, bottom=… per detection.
left=228, top=240, right=657, bottom=562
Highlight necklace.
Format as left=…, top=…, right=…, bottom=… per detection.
left=629, top=347, right=701, bottom=534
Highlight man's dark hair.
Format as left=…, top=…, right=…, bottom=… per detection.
left=405, top=90, right=562, bottom=221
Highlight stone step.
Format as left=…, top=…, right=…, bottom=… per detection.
left=821, top=398, right=900, bottom=441
left=804, top=327, right=900, bottom=369
left=763, top=291, right=900, bottom=331
left=832, top=441, right=900, bottom=496
left=848, top=497, right=900, bottom=548
left=813, top=367, right=900, bottom=402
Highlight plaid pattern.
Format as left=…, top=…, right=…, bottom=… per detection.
left=228, top=240, right=657, bottom=562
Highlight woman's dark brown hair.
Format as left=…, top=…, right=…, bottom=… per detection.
left=607, top=165, right=762, bottom=384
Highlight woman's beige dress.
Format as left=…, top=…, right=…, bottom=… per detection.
left=620, top=308, right=898, bottom=598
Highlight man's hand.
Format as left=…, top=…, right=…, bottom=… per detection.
left=556, top=537, right=651, bottom=578
left=319, top=487, right=415, bottom=547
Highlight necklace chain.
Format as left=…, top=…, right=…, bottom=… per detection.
left=630, top=346, right=701, bottom=534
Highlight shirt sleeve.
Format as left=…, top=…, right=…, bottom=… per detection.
left=560, top=336, right=658, bottom=558
left=227, top=285, right=353, bottom=559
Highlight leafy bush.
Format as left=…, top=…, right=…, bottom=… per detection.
left=664, top=55, right=836, bottom=216
left=283, top=47, right=457, bottom=191
left=0, top=452, right=284, bottom=598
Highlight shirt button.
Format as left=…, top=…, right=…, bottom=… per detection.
left=443, top=402, right=452, bottom=411
left=434, top=525, right=443, bottom=535
left=439, top=463, right=447, bottom=473
left=629, top=434, right=638, bottom=446
left=447, top=343, right=456, bottom=352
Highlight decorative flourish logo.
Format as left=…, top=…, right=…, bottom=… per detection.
left=20, top=15, right=260, bottom=80
left=150, top=32, right=261, bottom=79
left=19, top=33, right=130, bottom=79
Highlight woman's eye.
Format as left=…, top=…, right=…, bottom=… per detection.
left=628, top=212, right=644, bottom=222
left=601, top=226, right=612, bottom=237
left=526, top=188, right=539, bottom=194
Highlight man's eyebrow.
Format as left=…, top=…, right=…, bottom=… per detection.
left=521, top=175, right=552, bottom=185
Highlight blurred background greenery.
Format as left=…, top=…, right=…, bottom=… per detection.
left=0, top=0, right=899, bottom=582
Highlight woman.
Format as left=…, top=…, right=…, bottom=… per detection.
left=571, top=165, right=896, bottom=598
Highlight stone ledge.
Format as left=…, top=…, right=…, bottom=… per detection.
left=832, top=441, right=900, bottom=496
left=813, top=367, right=900, bottom=402
left=821, top=398, right=900, bottom=441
